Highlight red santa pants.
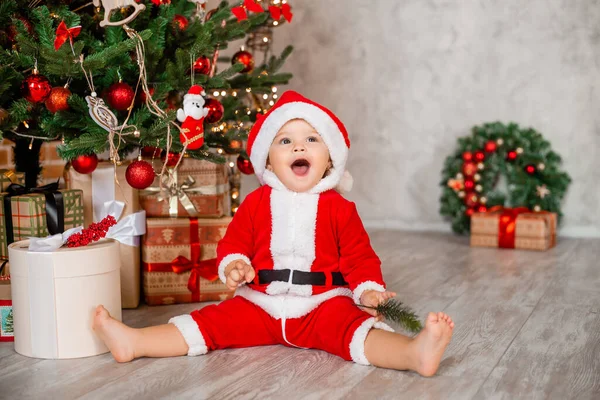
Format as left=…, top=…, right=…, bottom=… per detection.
left=169, top=295, right=392, bottom=365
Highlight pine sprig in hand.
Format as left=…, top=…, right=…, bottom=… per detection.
left=357, top=300, right=423, bottom=333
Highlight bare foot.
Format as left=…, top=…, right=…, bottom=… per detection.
left=92, top=305, right=137, bottom=363
left=413, top=312, right=454, bottom=377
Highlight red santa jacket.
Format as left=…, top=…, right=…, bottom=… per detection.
left=216, top=184, right=386, bottom=320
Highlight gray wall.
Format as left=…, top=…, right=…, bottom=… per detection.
left=233, top=0, right=600, bottom=237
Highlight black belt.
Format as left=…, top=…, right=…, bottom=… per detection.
left=255, top=269, right=348, bottom=286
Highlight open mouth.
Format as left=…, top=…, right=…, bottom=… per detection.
left=291, top=158, right=311, bottom=177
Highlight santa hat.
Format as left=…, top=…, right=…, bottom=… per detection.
left=183, top=85, right=206, bottom=102
left=247, top=90, right=353, bottom=194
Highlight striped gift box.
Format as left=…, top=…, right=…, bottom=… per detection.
left=0, top=189, right=84, bottom=258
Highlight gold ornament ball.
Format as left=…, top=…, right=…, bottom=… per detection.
left=45, top=86, right=71, bottom=113
left=477, top=162, right=485, bottom=170
left=480, top=196, right=487, bottom=204
left=458, top=191, right=465, bottom=198
left=496, top=138, right=504, bottom=145
left=475, top=184, right=483, bottom=192
left=474, top=173, right=481, bottom=181
left=533, top=205, right=541, bottom=212
left=456, top=172, right=463, bottom=179
left=516, top=147, right=524, bottom=154
left=538, top=163, right=545, bottom=171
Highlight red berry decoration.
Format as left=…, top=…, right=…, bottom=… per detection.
left=106, top=82, right=135, bottom=111
left=462, top=161, right=477, bottom=177
left=525, top=164, right=536, bottom=175
left=237, top=155, right=254, bottom=175
left=67, top=215, right=117, bottom=248
left=465, top=208, right=475, bottom=217
left=72, top=154, right=99, bottom=174
left=173, top=15, right=189, bottom=32
left=21, top=73, right=52, bottom=103
left=464, top=179, right=475, bottom=191
left=484, top=140, right=497, bottom=153
left=462, top=151, right=473, bottom=162
left=45, top=86, right=71, bottom=113
left=507, top=150, right=518, bottom=161
left=232, top=50, right=255, bottom=73
left=204, top=98, right=224, bottom=123
left=162, top=152, right=181, bottom=167
left=193, top=56, right=211, bottom=75
left=474, top=151, right=485, bottom=162
left=125, top=160, right=155, bottom=189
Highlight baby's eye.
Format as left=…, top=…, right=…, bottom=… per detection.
left=280, top=138, right=291, bottom=144
left=307, top=136, right=318, bottom=142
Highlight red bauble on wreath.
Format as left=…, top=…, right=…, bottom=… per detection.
left=193, top=56, right=211, bottom=75
left=204, top=98, right=224, bottom=123
left=172, top=15, right=189, bottom=32
left=484, top=140, right=497, bottom=153
left=45, top=86, right=71, bottom=113
left=462, top=151, right=473, bottom=162
left=125, top=160, right=155, bottom=189
left=232, top=50, right=254, bottom=73
left=21, top=72, right=52, bottom=103
left=72, top=154, right=98, bottom=174
left=462, top=161, right=477, bottom=177
left=106, top=82, right=135, bottom=111
left=237, top=155, right=254, bottom=175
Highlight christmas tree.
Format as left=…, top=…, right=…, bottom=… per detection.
left=0, top=0, right=293, bottom=206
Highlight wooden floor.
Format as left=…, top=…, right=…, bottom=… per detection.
left=1, top=231, right=599, bottom=400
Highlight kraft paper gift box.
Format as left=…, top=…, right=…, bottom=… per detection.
left=0, top=185, right=84, bottom=259
left=140, top=158, right=230, bottom=218
left=0, top=260, right=12, bottom=342
left=8, top=239, right=122, bottom=359
left=65, top=161, right=145, bottom=309
left=0, top=170, right=25, bottom=192
left=142, top=217, right=234, bottom=305
left=470, top=208, right=557, bottom=251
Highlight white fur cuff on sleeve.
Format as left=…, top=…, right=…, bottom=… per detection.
left=218, top=253, right=253, bottom=285
left=353, top=281, right=386, bottom=305
left=168, top=315, right=208, bottom=356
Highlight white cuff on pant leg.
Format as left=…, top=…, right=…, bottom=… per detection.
left=349, top=317, right=395, bottom=366
left=169, top=315, right=208, bottom=356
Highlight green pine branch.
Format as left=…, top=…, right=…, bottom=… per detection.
left=357, top=300, right=423, bottom=333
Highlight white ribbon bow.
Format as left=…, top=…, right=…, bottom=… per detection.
left=28, top=226, right=83, bottom=252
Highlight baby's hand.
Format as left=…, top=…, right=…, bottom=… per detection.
left=359, top=290, right=397, bottom=322
left=224, top=259, right=255, bottom=290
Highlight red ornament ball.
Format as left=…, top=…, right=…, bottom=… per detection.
left=462, top=151, right=473, bottom=162
left=507, top=150, right=518, bottom=161
left=477, top=205, right=488, bottom=213
left=465, top=193, right=478, bottom=208
left=106, top=82, right=135, bottom=111
left=193, top=56, right=211, bottom=75
left=162, top=152, right=181, bottom=167
left=465, top=208, right=475, bottom=217
left=137, top=87, right=155, bottom=105
left=7, top=16, right=34, bottom=43
left=474, top=151, right=485, bottom=162
left=204, top=98, right=224, bottom=123
left=464, top=179, right=475, bottom=191
left=72, top=154, right=98, bottom=174
left=151, top=0, right=171, bottom=5
left=462, top=161, right=477, bottom=177
left=173, top=15, right=189, bottom=32
left=126, top=160, right=155, bottom=189
left=525, top=164, right=536, bottom=175
left=141, top=146, right=162, bottom=158
left=232, top=50, right=255, bottom=73
left=45, top=86, right=71, bottom=113
left=237, top=155, right=254, bottom=175
left=484, top=140, right=497, bottom=153
left=21, top=73, right=52, bottom=103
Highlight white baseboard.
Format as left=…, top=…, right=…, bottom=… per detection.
left=362, top=220, right=600, bottom=239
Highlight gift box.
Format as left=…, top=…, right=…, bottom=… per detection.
left=0, top=260, right=12, bottom=342
left=8, top=239, right=122, bottom=359
left=470, top=207, right=557, bottom=251
left=140, top=158, right=230, bottom=218
left=0, top=170, right=25, bottom=192
left=65, top=162, right=144, bottom=309
left=142, top=217, right=234, bottom=305
left=0, top=184, right=84, bottom=259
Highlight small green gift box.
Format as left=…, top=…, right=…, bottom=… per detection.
left=0, top=183, right=84, bottom=258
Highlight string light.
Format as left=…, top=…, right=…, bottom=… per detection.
left=246, top=88, right=252, bottom=92
left=221, top=90, right=226, bottom=96
left=229, top=162, right=235, bottom=168
left=217, top=148, right=224, bottom=154
left=272, top=87, right=278, bottom=93
left=263, top=94, right=269, bottom=100
left=232, top=91, right=237, bottom=97
left=263, top=37, right=269, bottom=43
left=269, top=100, right=274, bottom=106
left=273, top=21, right=279, bottom=26
left=273, top=94, right=278, bottom=99
left=213, top=90, right=220, bottom=96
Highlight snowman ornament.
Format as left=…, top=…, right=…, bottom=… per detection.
left=177, top=85, right=209, bottom=150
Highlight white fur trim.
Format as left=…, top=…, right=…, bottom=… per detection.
left=168, top=315, right=208, bottom=356
left=336, top=170, right=353, bottom=193
left=235, top=285, right=352, bottom=320
left=250, top=102, right=349, bottom=193
left=353, top=281, right=386, bottom=305
left=218, top=253, right=252, bottom=285
left=267, top=190, right=318, bottom=296
left=184, top=94, right=204, bottom=102
left=349, top=317, right=395, bottom=365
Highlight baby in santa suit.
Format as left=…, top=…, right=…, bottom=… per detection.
left=94, top=91, right=454, bottom=376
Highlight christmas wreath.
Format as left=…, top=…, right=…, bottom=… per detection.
left=439, top=122, right=571, bottom=234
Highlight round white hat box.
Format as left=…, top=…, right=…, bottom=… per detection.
left=8, top=239, right=122, bottom=359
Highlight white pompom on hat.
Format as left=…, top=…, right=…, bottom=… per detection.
left=246, top=90, right=353, bottom=194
